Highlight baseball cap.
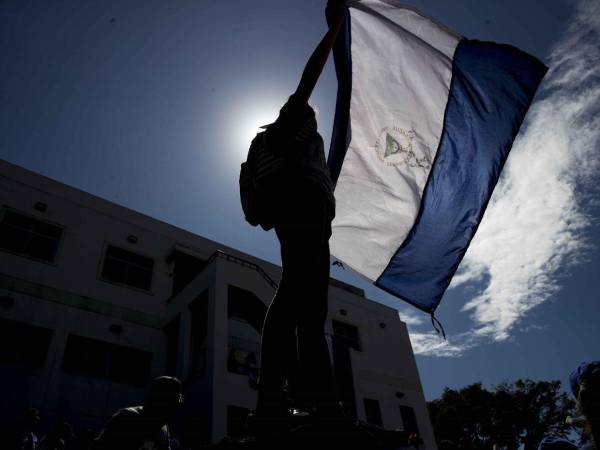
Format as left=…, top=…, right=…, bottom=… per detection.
left=569, top=361, right=600, bottom=397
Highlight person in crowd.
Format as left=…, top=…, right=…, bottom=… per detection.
left=92, top=376, right=183, bottom=450
left=246, top=0, right=347, bottom=432
left=39, top=422, right=75, bottom=450
left=538, top=361, right=600, bottom=450
left=575, top=361, right=600, bottom=449
left=72, top=428, right=96, bottom=450
left=5, top=408, right=41, bottom=450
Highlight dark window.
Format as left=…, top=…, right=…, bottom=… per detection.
left=363, top=398, right=383, bottom=426
left=169, top=251, right=208, bottom=297
left=228, top=285, right=267, bottom=334
left=164, top=315, right=181, bottom=376
left=227, top=286, right=264, bottom=381
left=0, top=209, right=62, bottom=262
left=227, top=406, right=251, bottom=438
left=329, top=335, right=357, bottom=418
left=62, top=335, right=152, bottom=387
left=101, top=245, right=154, bottom=291
left=332, top=320, right=361, bottom=351
left=189, top=292, right=209, bottom=379
left=0, top=318, right=53, bottom=368
left=400, top=405, right=419, bottom=435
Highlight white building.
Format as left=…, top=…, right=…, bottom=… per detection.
left=0, top=159, right=436, bottom=449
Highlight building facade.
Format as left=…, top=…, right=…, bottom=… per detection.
left=0, top=159, right=436, bottom=449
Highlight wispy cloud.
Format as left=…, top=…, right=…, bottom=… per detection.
left=411, top=0, right=600, bottom=355
left=399, top=309, right=426, bottom=327
left=409, top=330, right=479, bottom=357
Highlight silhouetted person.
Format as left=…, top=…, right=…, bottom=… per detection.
left=575, top=362, right=600, bottom=449
left=249, top=0, right=346, bottom=430
left=72, top=429, right=96, bottom=450
left=538, top=361, right=600, bottom=450
left=92, top=376, right=183, bottom=450
left=73, top=428, right=96, bottom=450
left=6, top=408, right=40, bottom=450
left=39, top=422, right=75, bottom=450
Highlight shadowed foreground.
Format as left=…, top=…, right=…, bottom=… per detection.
left=201, top=421, right=418, bottom=450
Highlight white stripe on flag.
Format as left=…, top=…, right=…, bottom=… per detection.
left=331, top=0, right=460, bottom=280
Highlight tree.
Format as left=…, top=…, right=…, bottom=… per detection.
left=428, top=379, right=575, bottom=450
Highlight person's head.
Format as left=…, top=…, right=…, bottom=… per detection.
left=570, top=361, right=600, bottom=398
left=264, top=95, right=317, bottom=142
left=144, top=376, right=183, bottom=422
left=19, top=408, right=40, bottom=431
left=278, top=97, right=316, bottom=124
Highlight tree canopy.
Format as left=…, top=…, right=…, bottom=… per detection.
left=428, top=379, right=575, bottom=450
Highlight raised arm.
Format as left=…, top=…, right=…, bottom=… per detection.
left=293, top=1, right=346, bottom=104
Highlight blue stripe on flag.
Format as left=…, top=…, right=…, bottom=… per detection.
left=327, top=8, right=352, bottom=186
left=375, top=39, right=547, bottom=314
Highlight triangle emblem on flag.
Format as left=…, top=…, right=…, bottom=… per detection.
left=385, top=133, right=403, bottom=157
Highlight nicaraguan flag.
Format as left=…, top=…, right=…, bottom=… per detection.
left=328, top=0, right=547, bottom=316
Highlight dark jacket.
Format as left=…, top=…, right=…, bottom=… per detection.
left=267, top=98, right=335, bottom=222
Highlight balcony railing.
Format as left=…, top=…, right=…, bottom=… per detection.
left=208, top=250, right=279, bottom=290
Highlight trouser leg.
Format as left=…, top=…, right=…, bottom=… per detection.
left=256, top=186, right=338, bottom=415
left=277, top=208, right=338, bottom=412
left=296, top=240, right=338, bottom=411
left=257, top=273, right=297, bottom=411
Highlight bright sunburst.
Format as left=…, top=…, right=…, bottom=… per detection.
left=233, top=100, right=281, bottom=164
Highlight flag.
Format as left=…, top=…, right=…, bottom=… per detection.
left=328, top=0, right=547, bottom=317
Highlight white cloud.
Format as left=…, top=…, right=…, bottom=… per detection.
left=412, top=0, right=600, bottom=354
left=399, top=309, right=426, bottom=327
left=409, top=330, right=483, bottom=357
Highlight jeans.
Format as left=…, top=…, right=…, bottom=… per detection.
left=257, top=183, right=337, bottom=412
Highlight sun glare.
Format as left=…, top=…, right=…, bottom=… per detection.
left=232, top=101, right=281, bottom=164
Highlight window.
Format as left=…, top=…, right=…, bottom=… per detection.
left=101, top=245, right=154, bottom=291
left=332, top=320, right=361, bottom=351
left=227, top=286, right=265, bottom=380
left=62, top=335, right=152, bottom=387
left=189, top=292, right=209, bottom=378
left=0, top=209, right=62, bottom=262
left=329, top=335, right=357, bottom=418
left=228, top=285, right=267, bottom=334
left=164, top=315, right=181, bottom=376
left=0, top=318, right=53, bottom=368
left=168, top=250, right=208, bottom=297
left=227, top=339, right=259, bottom=382
left=400, top=405, right=419, bottom=435
left=363, top=398, right=383, bottom=426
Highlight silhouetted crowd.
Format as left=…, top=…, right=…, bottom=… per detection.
left=2, top=364, right=597, bottom=450
left=2, top=377, right=184, bottom=450
left=3, top=408, right=93, bottom=450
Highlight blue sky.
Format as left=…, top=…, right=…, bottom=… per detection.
left=1, top=0, right=598, bottom=400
